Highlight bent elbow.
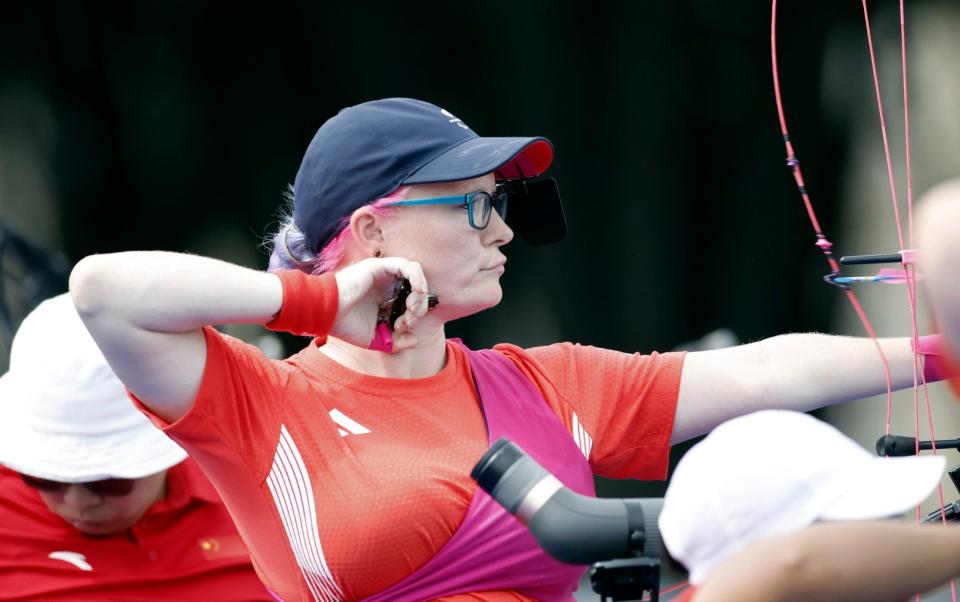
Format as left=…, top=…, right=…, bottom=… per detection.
left=69, top=254, right=113, bottom=318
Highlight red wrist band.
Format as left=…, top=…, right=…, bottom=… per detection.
left=912, top=334, right=960, bottom=384
left=265, top=270, right=339, bottom=337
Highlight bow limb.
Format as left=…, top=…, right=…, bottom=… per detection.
left=770, top=0, right=895, bottom=427
left=771, top=4, right=957, bottom=599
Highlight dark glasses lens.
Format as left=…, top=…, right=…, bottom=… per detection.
left=497, top=177, right=565, bottom=246
left=19, top=474, right=65, bottom=493
left=85, top=478, right=137, bottom=496
left=19, top=474, right=137, bottom=497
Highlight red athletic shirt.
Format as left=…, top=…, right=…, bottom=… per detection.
left=135, top=290, right=684, bottom=600
left=0, top=458, right=271, bottom=601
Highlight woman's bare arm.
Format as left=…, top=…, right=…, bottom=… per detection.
left=673, top=334, right=915, bottom=443
left=70, top=252, right=284, bottom=422
left=70, top=251, right=431, bottom=423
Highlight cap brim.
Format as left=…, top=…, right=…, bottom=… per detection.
left=403, top=137, right=554, bottom=184
left=820, top=454, right=946, bottom=521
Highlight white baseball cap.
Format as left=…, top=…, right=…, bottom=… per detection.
left=659, top=410, right=945, bottom=585
left=0, top=293, right=187, bottom=481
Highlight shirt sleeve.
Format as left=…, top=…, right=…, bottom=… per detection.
left=131, top=325, right=289, bottom=481
left=494, top=342, right=685, bottom=480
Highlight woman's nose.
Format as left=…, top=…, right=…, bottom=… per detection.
left=486, top=210, right=514, bottom=246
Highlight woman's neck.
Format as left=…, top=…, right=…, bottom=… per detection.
left=319, top=327, right=448, bottom=378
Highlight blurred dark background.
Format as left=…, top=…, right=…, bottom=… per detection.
left=1, top=0, right=949, bottom=496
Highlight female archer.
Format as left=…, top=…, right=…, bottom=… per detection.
left=68, top=98, right=947, bottom=601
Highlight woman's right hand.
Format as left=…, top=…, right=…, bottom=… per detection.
left=332, top=257, right=431, bottom=352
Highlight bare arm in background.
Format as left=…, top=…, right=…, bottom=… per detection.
left=695, top=521, right=960, bottom=602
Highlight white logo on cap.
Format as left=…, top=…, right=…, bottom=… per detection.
left=49, top=551, right=93, bottom=571
left=440, top=108, right=470, bottom=130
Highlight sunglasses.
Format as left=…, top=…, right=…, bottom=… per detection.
left=19, top=473, right=137, bottom=497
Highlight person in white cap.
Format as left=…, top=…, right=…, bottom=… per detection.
left=0, top=293, right=272, bottom=601
left=659, top=410, right=960, bottom=601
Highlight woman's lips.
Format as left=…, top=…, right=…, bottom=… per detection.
left=482, top=259, right=507, bottom=272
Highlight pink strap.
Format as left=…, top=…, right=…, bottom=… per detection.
left=368, top=322, right=393, bottom=352
left=362, top=345, right=592, bottom=601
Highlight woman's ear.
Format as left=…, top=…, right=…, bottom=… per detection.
left=348, top=207, right=385, bottom=257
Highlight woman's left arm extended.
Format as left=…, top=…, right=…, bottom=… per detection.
left=672, top=334, right=915, bottom=444
left=672, top=179, right=960, bottom=445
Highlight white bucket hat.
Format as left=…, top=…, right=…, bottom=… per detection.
left=0, top=293, right=187, bottom=481
left=659, top=410, right=945, bottom=585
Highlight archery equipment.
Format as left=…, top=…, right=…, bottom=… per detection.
left=471, top=437, right=664, bottom=602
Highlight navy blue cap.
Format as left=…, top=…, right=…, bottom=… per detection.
left=292, top=98, right=558, bottom=253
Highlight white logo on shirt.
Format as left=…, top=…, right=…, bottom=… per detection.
left=48, top=551, right=93, bottom=571
left=329, top=409, right=371, bottom=437
left=440, top=108, right=470, bottom=130
left=571, top=412, right=593, bottom=460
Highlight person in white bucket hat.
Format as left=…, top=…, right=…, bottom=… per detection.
left=0, top=293, right=272, bottom=601
left=659, top=409, right=960, bottom=602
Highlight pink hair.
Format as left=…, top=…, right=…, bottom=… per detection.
left=267, top=186, right=408, bottom=275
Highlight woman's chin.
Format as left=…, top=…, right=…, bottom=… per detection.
left=483, top=283, right=503, bottom=304
left=478, top=284, right=504, bottom=310
left=438, top=289, right=503, bottom=321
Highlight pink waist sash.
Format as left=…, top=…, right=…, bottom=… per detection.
left=364, top=345, right=595, bottom=602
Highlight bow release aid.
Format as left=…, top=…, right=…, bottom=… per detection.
left=369, top=278, right=440, bottom=352
left=377, top=278, right=439, bottom=331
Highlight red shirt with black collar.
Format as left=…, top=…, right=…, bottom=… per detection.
left=0, top=458, right=271, bottom=601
